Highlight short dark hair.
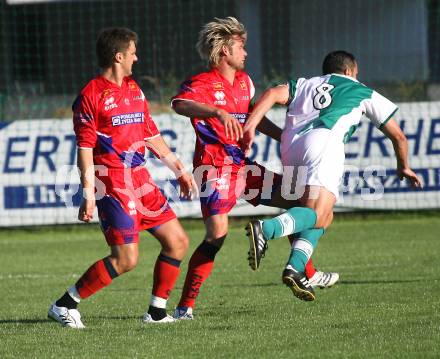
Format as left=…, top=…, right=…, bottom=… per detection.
left=96, top=27, right=138, bottom=69
left=322, top=50, right=356, bottom=75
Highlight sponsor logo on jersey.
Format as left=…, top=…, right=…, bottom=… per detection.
left=80, top=112, right=93, bottom=122
left=105, top=103, right=118, bottom=111
left=213, top=82, right=224, bottom=90
left=74, top=112, right=93, bottom=123
left=212, top=173, right=230, bottom=191
left=231, top=112, right=248, bottom=124
left=111, top=112, right=144, bottom=127
left=133, top=95, right=143, bottom=101
left=100, top=89, right=112, bottom=100
left=180, top=80, right=194, bottom=93
left=127, top=200, right=137, bottom=215
left=239, top=80, right=247, bottom=90
left=104, top=96, right=118, bottom=111
left=214, top=91, right=225, bottom=100
left=214, top=91, right=226, bottom=105
left=124, top=98, right=130, bottom=105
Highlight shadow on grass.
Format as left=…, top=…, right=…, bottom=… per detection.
left=221, top=278, right=430, bottom=288
left=221, top=282, right=279, bottom=288
left=0, top=318, right=52, bottom=324
left=338, top=279, right=428, bottom=285
left=0, top=315, right=139, bottom=325
left=89, top=315, right=140, bottom=320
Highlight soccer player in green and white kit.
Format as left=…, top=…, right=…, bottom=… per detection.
left=242, top=50, right=422, bottom=302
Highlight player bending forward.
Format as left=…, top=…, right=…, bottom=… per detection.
left=243, top=50, right=422, bottom=302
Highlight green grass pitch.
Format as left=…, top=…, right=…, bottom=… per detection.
left=0, top=213, right=439, bottom=358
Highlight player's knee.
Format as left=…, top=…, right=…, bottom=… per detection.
left=314, top=208, right=333, bottom=229
left=160, top=231, right=189, bottom=259
left=115, top=255, right=138, bottom=274
left=176, top=231, right=190, bottom=253
left=205, top=233, right=227, bottom=248
left=326, top=212, right=334, bottom=228
left=205, top=225, right=228, bottom=246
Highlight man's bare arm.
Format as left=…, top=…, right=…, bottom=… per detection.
left=77, top=148, right=95, bottom=222
left=172, top=100, right=242, bottom=140
left=256, top=117, right=282, bottom=142
left=380, top=119, right=422, bottom=187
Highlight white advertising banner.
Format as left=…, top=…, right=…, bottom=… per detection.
left=340, top=101, right=440, bottom=209
left=0, top=101, right=439, bottom=226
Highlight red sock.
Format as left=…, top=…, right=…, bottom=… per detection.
left=304, top=258, right=316, bottom=279
left=75, top=259, right=113, bottom=299
left=178, top=241, right=219, bottom=308
left=152, top=254, right=181, bottom=300
left=288, top=234, right=316, bottom=279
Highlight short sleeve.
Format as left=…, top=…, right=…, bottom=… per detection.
left=363, top=91, right=398, bottom=128
left=171, top=77, right=209, bottom=106
left=143, top=98, right=160, bottom=139
left=286, top=79, right=299, bottom=106
left=72, top=94, right=97, bottom=148
left=247, top=75, right=255, bottom=100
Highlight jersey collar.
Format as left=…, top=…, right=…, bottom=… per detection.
left=331, top=73, right=359, bottom=83
left=211, top=68, right=242, bottom=87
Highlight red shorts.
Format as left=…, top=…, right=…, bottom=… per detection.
left=195, top=160, right=281, bottom=219
left=95, top=167, right=176, bottom=246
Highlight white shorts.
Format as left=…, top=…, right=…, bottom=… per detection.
left=280, top=128, right=344, bottom=199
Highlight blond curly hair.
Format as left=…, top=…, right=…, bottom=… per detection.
left=196, top=17, right=247, bottom=68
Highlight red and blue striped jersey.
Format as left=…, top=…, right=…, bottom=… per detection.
left=172, top=68, right=255, bottom=167
left=73, top=75, right=159, bottom=169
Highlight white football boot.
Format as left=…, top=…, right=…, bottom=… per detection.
left=48, top=303, right=85, bottom=329
left=172, top=306, right=194, bottom=320
left=308, top=270, right=339, bottom=288
left=142, top=313, right=176, bottom=323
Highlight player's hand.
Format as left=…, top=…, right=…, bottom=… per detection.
left=78, top=198, right=96, bottom=222
left=241, top=127, right=256, bottom=157
left=217, top=109, right=243, bottom=141
left=398, top=167, right=422, bottom=188
left=177, top=172, right=198, bottom=200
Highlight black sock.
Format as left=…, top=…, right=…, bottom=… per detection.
left=55, top=291, right=78, bottom=310
left=197, top=237, right=224, bottom=259
left=147, top=305, right=167, bottom=321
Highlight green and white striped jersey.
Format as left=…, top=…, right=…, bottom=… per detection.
left=285, top=73, right=398, bottom=143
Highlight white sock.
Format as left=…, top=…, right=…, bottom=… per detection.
left=67, top=285, right=81, bottom=303
left=150, top=295, right=167, bottom=309
left=275, top=213, right=296, bottom=237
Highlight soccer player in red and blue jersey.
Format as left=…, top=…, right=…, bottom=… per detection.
left=48, top=27, right=196, bottom=328
left=170, top=17, right=339, bottom=320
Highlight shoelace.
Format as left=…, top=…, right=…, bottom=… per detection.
left=60, top=313, right=74, bottom=324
